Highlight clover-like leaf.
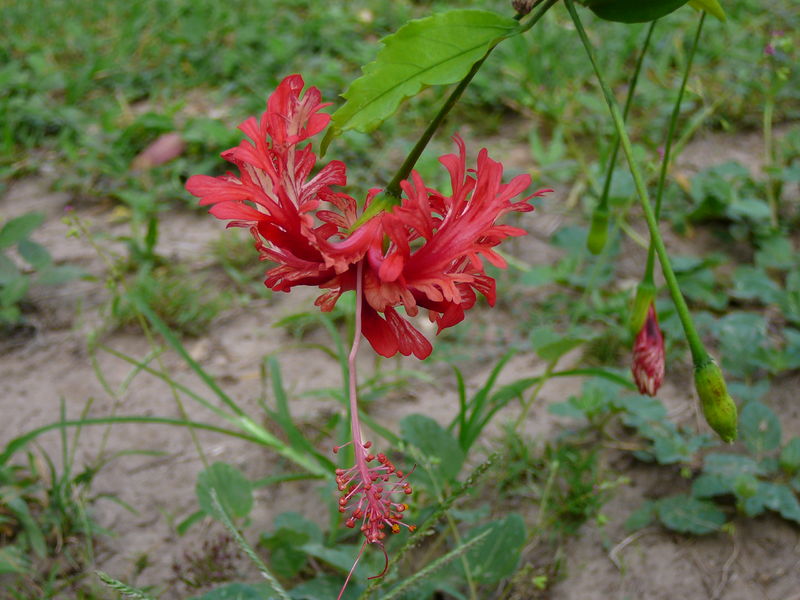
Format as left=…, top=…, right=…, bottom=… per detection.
left=188, top=583, right=273, bottom=600
left=0, top=212, right=45, bottom=250
left=742, top=482, right=800, bottom=524
left=401, top=414, right=465, bottom=483
left=740, top=401, right=782, bottom=455
left=196, top=462, right=253, bottom=520
left=656, top=495, right=726, bottom=534
left=462, top=514, right=526, bottom=583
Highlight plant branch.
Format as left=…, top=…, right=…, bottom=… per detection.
left=644, top=12, right=706, bottom=281
left=383, top=0, right=560, bottom=200
left=565, top=0, right=708, bottom=364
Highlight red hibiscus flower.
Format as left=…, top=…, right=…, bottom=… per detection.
left=186, top=74, right=548, bottom=360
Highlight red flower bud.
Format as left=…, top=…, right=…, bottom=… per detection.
left=631, top=303, right=665, bottom=396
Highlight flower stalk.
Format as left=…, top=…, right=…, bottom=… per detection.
left=352, top=0, right=560, bottom=229
left=335, top=261, right=415, bottom=599
left=565, top=0, right=706, bottom=364
left=566, top=0, right=737, bottom=439
left=642, top=12, right=706, bottom=283
left=588, top=19, right=657, bottom=255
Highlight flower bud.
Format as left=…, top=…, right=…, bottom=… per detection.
left=628, top=281, right=656, bottom=336
left=694, top=358, right=738, bottom=443
left=512, top=0, right=536, bottom=15
left=586, top=206, right=610, bottom=255
left=631, top=303, right=665, bottom=396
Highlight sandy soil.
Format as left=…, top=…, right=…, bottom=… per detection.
left=1, top=129, right=799, bottom=599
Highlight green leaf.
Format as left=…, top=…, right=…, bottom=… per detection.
left=717, top=312, right=770, bottom=376
left=3, top=496, right=46, bottom=558
left=188, top=583, right=275, bottom=600
left=727, top=380, right=770, bottom=404
left=732, top=474, right=760, bottom=501
left=656, top=495, right=726, bottom=534
left=782, top=329, right=800, bottom=369
left=196, top=462, right=253, bottom=520
left=519, top=265, right=555, bottom=287
left=298, top=542, right=380, bottom=578
left=0, top=254, right=21, bottom=285
left=647, top=427, right=708, bottom=465
left=265, top=358, right=335, bottom=471
left=581, top=0, right=689, bottom=23
left=0, top=212, right=45, bottom=249
left=756, top=235, right=796, bottom=271
left=675, top=265, right=727, bottom=311
left=290, top=575, right=363, bottom=600
left=692, top=474, right=733, bottom=498
left=625, top=501, right=656, bottom=531
left=613, top=394, right=668, bottom=423
left=730, top=266, right=781, bottom=304
left=0, top=275, right=29, bottom=307
left=326, top=10, right=519, bottom=140
left=17, top=239, right=52, bottom=270
left=462, top=514, right=526, bottom=583
left=401, top=414, right=465, bottom=483
left=260, top=512, right=322, bottom=578
left=36, top=264, right=87, bottom=285
left=739, top=401, right=782, bottom=455
left=780, top=438, right=800, bottom=474
left=743, top=482, right=800, bottom=524
left=702, top=453, right=765, bottom=477
left=688, top=0, right=726, bottom=20
left=530, top=325, right=587, bottom=362
left=176, top=510, right=205, bottom=535
left=273, top=512, right=322, bottom=545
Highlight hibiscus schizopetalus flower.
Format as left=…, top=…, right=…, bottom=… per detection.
left=631, top=303, right=665, bottom=396
left=186, top=74, right=548, bottom=592
left=186, top=74, right=549, bottom=361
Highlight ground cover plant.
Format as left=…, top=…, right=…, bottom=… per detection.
left=1, top=0, right=799, bottom=599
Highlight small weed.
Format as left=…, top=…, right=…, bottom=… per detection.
left=171, top=533, right=244, bottom=592
left=110, top=266, right=228, bottom=337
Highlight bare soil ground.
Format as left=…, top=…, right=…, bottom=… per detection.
left=2, top=130, right=799, bottom=599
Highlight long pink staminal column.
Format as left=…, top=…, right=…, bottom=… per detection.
left=336, top=262, right=414, bottom=600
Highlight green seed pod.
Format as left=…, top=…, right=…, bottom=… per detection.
left=579, top=0, right=688, bottom=23
left=587, top=206, right=610, bottom=255
left=694, top=358, right=738, bottom=443
left=628, top=281, right=656, bottom=336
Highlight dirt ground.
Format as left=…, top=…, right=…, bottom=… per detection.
left=2, top=129, right=799, bottom=599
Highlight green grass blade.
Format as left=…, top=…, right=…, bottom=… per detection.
left=97, top=571, right=157, bottom=600
left=0, top=416, right=323, bottom=475
left=99, top=347, right=327, bottom=475
left=128, top=290, right=245, bottom=417
left=267, top=357, right=335, bottom=470
left=210, top=490, right=292, bottom=600
left=378, top=529, right=491, bottom=600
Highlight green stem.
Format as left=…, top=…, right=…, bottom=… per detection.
left=597, top=20, right=657, bottom=213
left=644, top=12, right=706, bottom=282
left=349, top=0, right=560, bottom=231
left=763, top=94, right=778, bottom=228
left=565, top=0, right=707, bottom=364
left=384, top=0, right=560, bottom=199
left=513, top=357, right=557, bottom=432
